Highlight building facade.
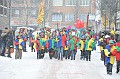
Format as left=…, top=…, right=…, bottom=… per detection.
left=0, top=0, right=9, bottom=29
left=48, top=0, right=96, bottom=28
left=11, top=0, right=40, bottom=29
left=10, top=0, right=96, bottom=29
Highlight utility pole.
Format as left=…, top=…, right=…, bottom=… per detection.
left=25, top=0, right=28, bottom=27
left=9, top=0, right=11, bottom=29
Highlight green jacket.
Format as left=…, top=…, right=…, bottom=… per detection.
left=69, top=38, right=75, bottom=50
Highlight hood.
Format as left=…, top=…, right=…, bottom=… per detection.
left=116, top=46, right=120, bottom=52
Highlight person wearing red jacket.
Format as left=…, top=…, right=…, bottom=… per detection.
left=112, top=42, right=120, bottom=73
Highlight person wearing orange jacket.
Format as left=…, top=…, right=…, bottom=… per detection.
left=111, top=41, right=120, bottom=73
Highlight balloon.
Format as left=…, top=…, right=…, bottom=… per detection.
left=76, top=18, right=80, bottom=23
left=74, top=23, right=77, bottom=27
left=74, top=19, right=84, bottom=29
left=66, top=26, right=72, bottom=30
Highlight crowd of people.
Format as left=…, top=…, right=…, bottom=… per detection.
left=0, top=27, right=120, bottom=75
left=27, top=27, right=97, bottom=61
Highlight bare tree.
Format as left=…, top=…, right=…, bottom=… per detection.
left=96, top=0, right=120, bottom=31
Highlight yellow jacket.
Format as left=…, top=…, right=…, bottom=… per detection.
left=87, top=39, right=94, bottom=51
left=19, top=39, right=23, bottom=50
left=64, top=46, right=68, bottom=50
left=99, top=38, right=104, bottom=51
left=79, top=40, right=84, bottom=50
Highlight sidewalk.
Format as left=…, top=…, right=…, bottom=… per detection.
left=0, top=46, right=120, bottom=79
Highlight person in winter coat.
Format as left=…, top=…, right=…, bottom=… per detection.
left=14, top=35, right=24, bottom=59
left=99, top=37, right=104, bottom=60
left=64, top=36, right=69, bottom=59
left=56, top=31, right=64, bottom=60
left=111, top=41, right=120, bottom=73
left=69, top=36, right=75, bottom=60
left=31, top=37, right=36, bottom=52
left=6, top=31, right=14, bottom=58
left=20, top=33, right=27, bottom=52
left=104, top=40, right=115, bottom=75
left=48, top=36, right=56, bottom=59
left=36, top=37, right=41, bottom=59
left=85, top=37, right=94, bottom=61
left=28, top=30, right=33, bottom=47
left=0, top=27, right=9, bottom=56
left=77, top=38, right=85, bottom=60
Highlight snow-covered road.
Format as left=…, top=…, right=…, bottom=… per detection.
left=0, top=46, right=120, bottom=79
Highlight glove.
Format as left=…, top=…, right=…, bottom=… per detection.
left=89, top=46, right=92, bottom=48
left=108, top=53, right=111, bottom=56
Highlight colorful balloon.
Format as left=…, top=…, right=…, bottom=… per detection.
left=74, top=19, right=84, bottom=29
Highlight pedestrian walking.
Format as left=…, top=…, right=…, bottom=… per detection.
left=0, top=27, right=9, bottom=56
left=104, top=40, right=115, bottom=75
left=14, top=35, right=24, bottom=59
left=69, top=36, right=75, bottom=60
left=111, top=41, right=120, bottom=73
left=6, top=31, right=14, bottom=58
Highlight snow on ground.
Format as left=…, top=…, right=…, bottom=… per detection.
left=0, top=45, right=120, bottom=79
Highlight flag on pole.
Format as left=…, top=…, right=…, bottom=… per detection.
left=37, top=1, right=44, bottom=25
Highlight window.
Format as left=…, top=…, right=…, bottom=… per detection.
left=65, top=0, right=76, bottom=6
left=0, top=0, right=8, bottom=16
left=0, top=0, right=3, bottom=6
left=52, top=13, right=62, bottom=21
left=65, top=14, right=74, bottom=21
left=4, top=8, right=7, bottom=16
left=12, top=0, right=24, bottom=4
left=30, top=0, right=40, bottom=4
left=52, top=0, right=63, bottom=6
left=28, top=9, right=37, bottom=17
left=80, top=14, right=87, bottom=22
left=12, top=9, right=21, bottom=17
left=118, top=2, right=120, bottom=10
left=80, top=0, right=90, bottom=6
left=0, top=6, right=3, bottom=15
left=4, top=0, right=7, bottom=7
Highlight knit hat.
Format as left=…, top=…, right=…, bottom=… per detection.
left=109, top=40, right=114, bottom=44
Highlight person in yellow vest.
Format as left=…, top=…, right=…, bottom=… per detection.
left=104, top=40, right=115, bottom=75
left=85, top=37, right=94, bottom=61
left=64, top=37, right=69, bottom=59
left=77, top=38, right=85, bottom=60
left=99, top=36, right=105, bottom=61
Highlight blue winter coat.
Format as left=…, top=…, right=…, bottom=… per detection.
left=56, top=35, right=62, bottom=48
left=48, top=39, right=52, bottom=49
